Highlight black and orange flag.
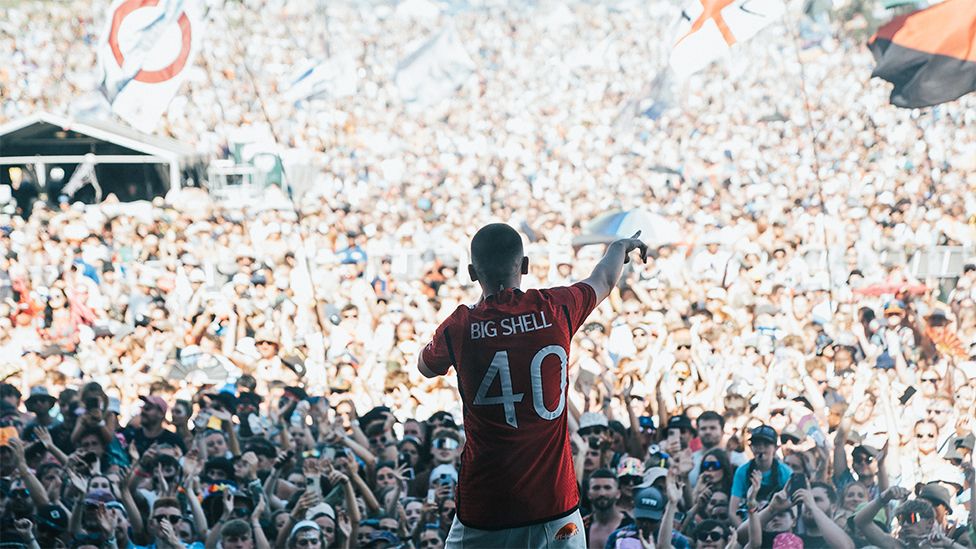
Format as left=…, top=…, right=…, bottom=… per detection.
left=868, top=0, right=976, bottom=108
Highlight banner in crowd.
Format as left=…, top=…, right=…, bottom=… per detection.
left=283, top=55, right=358, bottom=103
left=868, top=0, right=976, bottom=108
left=394, top=23, right=476, bottom=106
left=669, top=0, right=784, bottom=76
left=98, top=0, right=205, bottom=132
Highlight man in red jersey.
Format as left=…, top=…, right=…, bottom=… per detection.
left=419, top=223, right=647, bottom=548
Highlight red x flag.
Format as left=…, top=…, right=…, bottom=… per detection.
left=670, top=0, right=784, bottom=76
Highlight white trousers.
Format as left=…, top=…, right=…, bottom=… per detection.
left=445, top=509, right=585, bottom=548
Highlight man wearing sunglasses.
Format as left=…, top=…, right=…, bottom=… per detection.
left=139, top=497, right=201, bottom=548
left=854, top=486, right=954, bottom=548
left=419, top=223, right=647, bottom=547
left=691, top=519, right=730, bottom=549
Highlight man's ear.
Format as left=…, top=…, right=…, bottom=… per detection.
left=468, top=264, right=479, bottom=282
left=521, top=257, right=529, bottom=275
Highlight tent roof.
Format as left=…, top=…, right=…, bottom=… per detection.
left=0, top=112, right=196, bottom=160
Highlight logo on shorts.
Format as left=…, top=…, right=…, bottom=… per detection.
left=554, top=522, right=579, bottom=541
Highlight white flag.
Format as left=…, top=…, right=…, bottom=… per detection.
left=669, top=0, right=784, bottom=76
left=283, top=55, right=358, bottom=103
left=98, top=0, right=204, bottom=132
left=395, top=23, right=476, bottom=106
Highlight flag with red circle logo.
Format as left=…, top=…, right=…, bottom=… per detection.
left=98, top=0, right=204, bottom=132
left=669, top=0, right=784, bottom=76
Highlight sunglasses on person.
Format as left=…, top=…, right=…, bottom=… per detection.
left=900, top=512, right=928, bottom=525
left=618, top=475, right=642, bottom=486
left=676, top=344, right=691, bottom=350
left=578, top=427, right=608, bottom=437
left=701, top=460, right=722, bottom=471
left=153, top=514, right=184, bottom=523
left=432, top=438, right=459, bottom=450
left=696, top=530, right=725, bottom=542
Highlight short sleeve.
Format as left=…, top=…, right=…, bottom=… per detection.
left=421, top=308, right=462, bottom=376
left=545, top=282, right=599, bottom=334
left=731, top=463, right=749, bottom=498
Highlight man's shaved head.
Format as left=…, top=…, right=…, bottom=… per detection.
left=469, top=223, right=526, bottom=286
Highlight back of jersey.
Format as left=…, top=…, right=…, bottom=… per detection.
left=442, top=282, right=598, bottom=529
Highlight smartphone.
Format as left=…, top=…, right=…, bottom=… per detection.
left=207, top=416, right=223, bottom=430
left=306, top=475, right=322, bottom=497
left=83, top=452, right=99, bottom=466
left=194, top=412, right=211, bottom=429
left=787, top=472, right=808, bottom=496
left=84, top=397, right=100, bottom=411
left=0, top=426, right=17, bottom=446
left=426, top=488, right=436, bottom=504
left=899, top=386, right=917, bottom=405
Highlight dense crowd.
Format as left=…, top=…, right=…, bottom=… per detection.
left=2, top=0, right=976, bottom=547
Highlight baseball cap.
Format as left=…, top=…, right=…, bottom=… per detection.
left=366, top=531, right=400, bottom=547
left=852, top=445, right=880, bottom=459
left=666, top=415, right=693, bottom=432
left=637, top=467, right=669, bottom=489
left=955, top=432, right=975, bottom=451
left=139, top=395, right=168, bottom=413
left=750, top=425, right=778, bottom=444
left=306, top=503, right=336, bottom=522
left=633, top=486, right=666, bottom=520
left=36, top=504, right=69, bottom=531
left=429, top=464, right=458, bottom=486
left=84, top=489, right=117, bottom=505
left=917, top=483, right=952, bottom=511
left=780, top=424, right=803, bottom=444
left=883, top=301, right=905, bottom=316
left=579, top=412, right=609, bottom=431
left=616, top=457, right=644, bottom=479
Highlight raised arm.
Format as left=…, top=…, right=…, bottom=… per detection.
left=794, top=488, right=854, bottom=549
left=853, top=486, right=908, bottom=549
left=581, top=232, right=648, bottom=303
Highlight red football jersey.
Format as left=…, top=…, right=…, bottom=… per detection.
left=421, top=282, right=599, bottom=529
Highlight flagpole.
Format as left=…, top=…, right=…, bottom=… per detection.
left=218, top=0, right=331, bottom=366
left=784, top=9, right=837, bottom=313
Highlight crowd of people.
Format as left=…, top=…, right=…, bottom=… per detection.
left=2, top=0, right=976, bottom=547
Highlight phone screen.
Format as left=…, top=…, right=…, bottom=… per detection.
left=788, top=472, right=807, bottom=496
left=0, top=426, right=18, bottom=445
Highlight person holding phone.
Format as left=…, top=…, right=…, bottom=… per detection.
left=728, top=425, right=792, bottom=526
left=418, top=223, right=647, bottom=547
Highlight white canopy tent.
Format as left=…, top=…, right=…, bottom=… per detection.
left=0, top=112, right=202, bottom=201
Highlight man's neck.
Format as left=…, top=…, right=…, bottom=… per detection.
left=593, top=506, right=621, bottom=524
left=479, top=279, right=520, bottom=299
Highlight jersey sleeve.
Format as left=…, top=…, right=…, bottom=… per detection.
left=546, top=282, right=599, bottom=334
left=421, top=309, right=461, bottom=376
